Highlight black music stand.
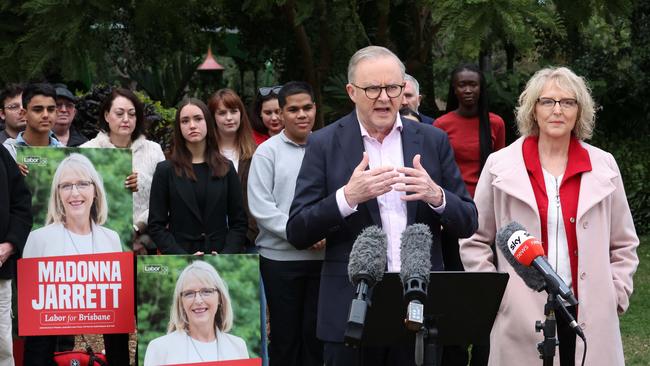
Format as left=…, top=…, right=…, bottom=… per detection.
left=361, top=272, right=509, bottom=365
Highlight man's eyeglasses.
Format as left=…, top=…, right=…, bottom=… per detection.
left=258, top=86, right=282, bottom=97
left=537, top=98, right=578, bottom=110
left=56, top=102, right=75, bottom=111
left=181, top=288, right=219, bottom=301
left=352, top=83, right=405, bottom=100
left=2, top=104, right=21, bottom=112
left=58, top=181, right=94, bottom=192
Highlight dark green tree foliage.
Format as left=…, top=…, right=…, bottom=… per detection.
left=137, top=255, right=261, bottom=365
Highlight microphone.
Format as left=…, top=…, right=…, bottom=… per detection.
left=399, top=223, right=432, bottom=332
left=344, top=225, right=387, bottom=346
left=495, top=222, right=578, bottom=306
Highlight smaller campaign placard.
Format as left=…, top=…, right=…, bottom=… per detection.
left=17, top=252, right=135, bottom=335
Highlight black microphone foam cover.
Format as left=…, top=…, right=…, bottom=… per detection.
left=348, top=225, right=387, bottom=287
left=399, top=223, right=432, bottom=284
left=496, top=221, right=546, bottom=292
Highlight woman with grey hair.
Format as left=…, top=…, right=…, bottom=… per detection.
left=460, top=66, right=638, bottom=365
left=144, top=260, right=249, bottom=365
left=23, top=153, right=121, bottom=257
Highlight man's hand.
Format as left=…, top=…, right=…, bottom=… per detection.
left=125, top=172, right=138, bottom=192
left=309, top=239, right=326, bottom=251
left=18, top=163, right=29, bottom=176
left=394, top=154, right=443, bottom=206
left=0, top=242, right=15, bottom=267
left=344, top=152, right=399, bottom=207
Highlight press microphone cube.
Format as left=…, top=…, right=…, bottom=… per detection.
left=344, top=298, right=368, bottom=347
left=405, top=300, right=424, bottom=331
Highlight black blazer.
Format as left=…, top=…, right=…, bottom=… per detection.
left=148, top=160, right=248, bottom=254
left=0, top=146, right=33, bottom=279
left=286, top=112, right=478, bottom=342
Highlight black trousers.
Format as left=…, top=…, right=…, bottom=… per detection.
left=260, top=256, right=323, bottom=366
left=23, top=333, right=129, bottom=365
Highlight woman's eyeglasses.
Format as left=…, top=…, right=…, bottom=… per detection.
left=181, top=288, right=218, bottom=300
left=536, top=98, right=578, bottom=110
left=58, top=181, right=94, bottom=192
left=258, top=86, right=282, bottom=97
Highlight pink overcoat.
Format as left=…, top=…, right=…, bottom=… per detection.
left=460, top=137, right=639, bottom=366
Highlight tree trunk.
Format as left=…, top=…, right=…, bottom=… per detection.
left=282, top=0, right=323, bottom=128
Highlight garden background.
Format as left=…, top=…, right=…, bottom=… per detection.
left=1, top=0, right=648, bottom=364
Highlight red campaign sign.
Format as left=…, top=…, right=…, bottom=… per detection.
left=165, top=359, right=262, bottom=366
left=17, top=252, right=135, bottom=336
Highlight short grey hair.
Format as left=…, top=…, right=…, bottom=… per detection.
left=515, top=66, right=596, bottom=140
left=347, top=46, right=405, bottom=83
left=404, top=74, right=420, bottom=96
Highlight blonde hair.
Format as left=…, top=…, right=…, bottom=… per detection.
left=515, top=66, right=596, bottom=140
left=167, top=261, right=234, bottom=334
left=46, top=153, right=108, bottom=225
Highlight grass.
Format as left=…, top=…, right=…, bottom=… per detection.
left=621, top=235, right=650, bottom=365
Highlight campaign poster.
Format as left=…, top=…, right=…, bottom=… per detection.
left=17, top=146, right=133, bottom=251
left=15, top=146, right=135, bottom=336
left=137, top=255, right=262, bottom=366
left=17, top=252, right=135, bottom=335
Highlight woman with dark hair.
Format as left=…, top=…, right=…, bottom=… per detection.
left=435, top=64, right=505, bottom=366
left=148, top=98, right=248, bottom=255
left=435, top=64, right=506, bottom=197
left=81, top=88, right=166, bottom=253
left=249, top=86, right=282, bottom=145
left=208, top=89, right=258, bottom=250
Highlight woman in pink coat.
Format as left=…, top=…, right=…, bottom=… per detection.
left=460, top=66, right=639, bottom=366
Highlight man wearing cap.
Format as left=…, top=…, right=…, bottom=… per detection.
left=52, top=84, right=87, bottom=147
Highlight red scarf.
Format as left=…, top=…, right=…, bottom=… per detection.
left=522, top=136, right=592, bottom=298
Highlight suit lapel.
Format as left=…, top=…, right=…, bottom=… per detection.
left=491, top=138, right=539, bottom=216
left=335, top=112, right=382, bottom=227
left=401, top=121, right=423, bottom=225
left=577, top=152, right=616, bottom=220
left=174, top=173, right=203, bottom=223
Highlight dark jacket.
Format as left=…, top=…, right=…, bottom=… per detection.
left=66, top=126, right=89, bottom=147
left=148, top=160, right=248, bottom=254
left=0, top=145, right=33, bottom=279
left=286, top=112, right=477, bottom=341
left=237, top=158, right=259, bottom=249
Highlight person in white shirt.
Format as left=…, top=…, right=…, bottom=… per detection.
left=144, top=260, right=249, bottom=365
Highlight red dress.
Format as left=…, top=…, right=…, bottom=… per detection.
left=435, top=111, right=506, bottom=197
left=252, top=130, right=270, bottom=145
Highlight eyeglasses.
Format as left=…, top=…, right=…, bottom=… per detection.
left=2, top=104, right=21, bottom=111
left=56, top=102, right=75, bottom=110
left=58, top=181, right=94, bottom=192
left=258, top=86, right=282, bottom=97
left=537, top=98, right=578, bottom=110
left=351, top=83, right=405, bottom=99
left=181, top=288, right=218, bottom=301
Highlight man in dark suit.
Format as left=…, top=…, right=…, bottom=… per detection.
left=286, top=46, right=478, bottom=365
left=0, top=145, right=33, bottom=365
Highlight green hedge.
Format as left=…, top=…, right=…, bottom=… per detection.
left=592, top=135, right=650, bottom=235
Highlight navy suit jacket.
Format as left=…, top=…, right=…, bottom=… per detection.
left=286, top=112, right=478, bottom=342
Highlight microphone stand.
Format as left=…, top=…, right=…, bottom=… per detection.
left=412, top=317, right=439, bottom=366
left=535, top=293, right=558, bottom=366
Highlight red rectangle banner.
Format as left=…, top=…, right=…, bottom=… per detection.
left=165, top=358, right=262, bottom=366
left=18, top=252, right=135, bottom=335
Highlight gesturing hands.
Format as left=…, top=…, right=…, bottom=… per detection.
left=343, top=152, right=399, bottom=207
left=394, top=154, right=443, bottom=207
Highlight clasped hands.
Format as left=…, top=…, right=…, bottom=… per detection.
left=343, top=152, right=443, bottom=207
